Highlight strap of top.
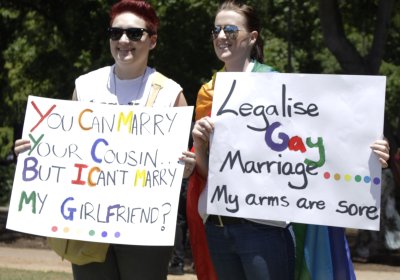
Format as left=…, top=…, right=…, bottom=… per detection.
left=145, top=72, right=168, bottom=107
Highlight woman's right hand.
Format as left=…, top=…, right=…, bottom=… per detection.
left=14, top=139, right=31, bottom=157
left=192, top=116, right=214, bottom=149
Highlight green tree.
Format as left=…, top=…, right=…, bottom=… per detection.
left=149, top=0, right=220, bottom=106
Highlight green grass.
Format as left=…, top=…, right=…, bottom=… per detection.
left=0, top=268, right=72, bottom=280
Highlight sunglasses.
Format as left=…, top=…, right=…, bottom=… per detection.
left=212, top=25, right=241, bottom=40
left=107, top=27, right=153, bottom=41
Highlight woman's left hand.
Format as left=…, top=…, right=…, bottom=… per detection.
left=371, top=139, right=390, bottom=168
left=180, top=151, right=196, bottom=178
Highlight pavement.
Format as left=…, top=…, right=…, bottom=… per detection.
left=1, top=246, right=400, bottom=280
left=0, top=246, right=196, bottom=280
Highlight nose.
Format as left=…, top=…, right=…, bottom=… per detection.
left=217, top=29, right=227, bottom=39
left=119, top=32, right=130, bottom=42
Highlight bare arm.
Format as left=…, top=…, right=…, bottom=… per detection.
left=72, top=89, right=78, bottom=101
left=174, top=91, right=187, bottom=107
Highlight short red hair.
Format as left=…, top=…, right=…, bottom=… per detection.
left=110, top=0, right=159, bottom=34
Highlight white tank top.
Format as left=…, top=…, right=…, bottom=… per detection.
left=75, top=65, right=182, bottom=107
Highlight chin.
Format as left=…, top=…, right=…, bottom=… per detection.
left=117, top=55, right=135, bottom=63
left=217, top=54, right=232, bottom=63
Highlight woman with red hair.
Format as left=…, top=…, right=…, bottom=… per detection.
left=14, top=1, right=195, bottom=279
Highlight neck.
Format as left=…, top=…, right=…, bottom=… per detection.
left=114, top=64, right=147, bottom=80
left=225, top=58, right=252, bottom=72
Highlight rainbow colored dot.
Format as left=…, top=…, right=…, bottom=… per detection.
left=344, top=174, right=351, bottom=182
left=322, top=172, right=380, bottom=185
left=49, top=227, right=121, bottom=239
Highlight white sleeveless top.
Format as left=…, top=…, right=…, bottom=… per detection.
left=75, top=65, right=182, bottom=107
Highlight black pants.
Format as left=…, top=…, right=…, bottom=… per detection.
left=72, top=244, right=173, bottom=280
left=170, top=179, right=188, bottom=266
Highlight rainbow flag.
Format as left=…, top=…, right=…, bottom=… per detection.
left=293, top=224, right=356, bottom=280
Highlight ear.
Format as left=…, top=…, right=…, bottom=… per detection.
left=149, top=34, right=157, bottom=50
left=249, top=31, right=258, bottom=46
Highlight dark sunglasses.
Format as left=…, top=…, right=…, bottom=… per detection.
left=212, top=25, right=241, bottom=40
left=107, top=27, right=153, bottom=41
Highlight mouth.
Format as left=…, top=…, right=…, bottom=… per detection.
left=118, top=46, right=135, bottom=54
left=119, top=48, right=134, bottom=51
left=216, top=42, right=231, bottom=50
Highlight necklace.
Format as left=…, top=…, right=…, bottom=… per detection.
left=113, top=67, right=147, bottom=105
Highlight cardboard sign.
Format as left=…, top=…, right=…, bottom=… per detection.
left=207, top=72, right=386, bottom=230
left=7, top=96, right=193, bottom=245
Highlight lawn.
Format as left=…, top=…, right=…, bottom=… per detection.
left=0, top=268, right=72, bottom=280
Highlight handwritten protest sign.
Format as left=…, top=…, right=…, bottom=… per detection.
left=7, top=96, right=193, bottom=245
left=207, top=72, right=386, bottom=230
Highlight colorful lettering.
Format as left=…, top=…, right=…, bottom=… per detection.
left=28, top=133, right=44, bottom=156
left=61, top=197, right=76, bottom=220
left=264, top=121, right=325, bottom=167
left=78, top=109, right=93, bottom=130
left=264, top=122, right=289, bottom=152
left=88, top=167, right=101, bottom=186
left=91, top=138, right=109, bottom=163
left=30, top=101, right=56, bottom=132
left=304, top=137, right=326, bottom=167
left=118, top=111, right=133, bottom=133
left=134, top=169, right=147, bottom=187
left=18, top=191, right=37, bottom=213
left=22, top=157, right=39, bottom=181
left=71, top=163, right=88, bottom=185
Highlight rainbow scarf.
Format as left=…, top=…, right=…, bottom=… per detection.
left=187, top=61, right=356, bottom=280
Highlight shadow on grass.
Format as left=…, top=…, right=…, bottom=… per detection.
left=0, top=267, right=72, bottom=280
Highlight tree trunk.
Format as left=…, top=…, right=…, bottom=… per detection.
left=318, top=0, right=395, bottom=75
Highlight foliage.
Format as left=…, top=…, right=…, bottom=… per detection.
left=0, top=128, right=13, bottom=159
left=381, top=62, right=400, bottom=124
left=149, top=0, right=220, bottom=106
left=0, top=163, right=15, bottom=206
left=0, top=127, right=14, bottom=206
left=1, top=1, right=111, bottom=125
